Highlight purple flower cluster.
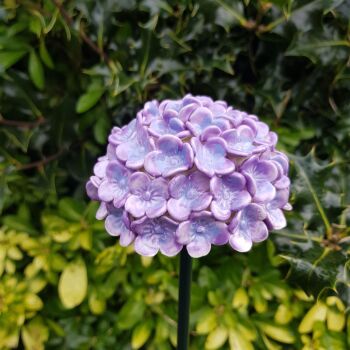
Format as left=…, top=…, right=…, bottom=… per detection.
left=86, top=95, right=291, bottom=258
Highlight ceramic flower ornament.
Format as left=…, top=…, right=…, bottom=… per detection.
left=86, top=94, right=291, bottom=258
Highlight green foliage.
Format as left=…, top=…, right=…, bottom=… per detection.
left=0, top=0, right=349, bottom=349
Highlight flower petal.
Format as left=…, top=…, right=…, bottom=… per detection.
left=167, top=198, right=192, bottom=221
left=229, top=232, right=252, bottom=252
left=145, top=198, right=167, bottom=218
left=129, top=172, right=150, bottom=194
left=186, top=236, right=211, bottom=258
left=134, top=235, right=159, bottom=256
left=125, top=195, right=146, bottom=218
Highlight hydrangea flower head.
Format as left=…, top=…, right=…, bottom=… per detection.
left=87, top=94, right=291, bottom=258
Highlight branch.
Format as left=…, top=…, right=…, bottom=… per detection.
left=15, top=149, right=65, bottom=171
left=52, top=0, right=109, bottom=63
left=0, top=115, right=46, bottom=129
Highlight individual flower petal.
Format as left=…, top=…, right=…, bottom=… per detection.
left=210, top=173, right=251, bottom=221
left=149, top=109, right=190, bottom=138
left=168, top=171, right=212, bottom=221
left=125, top=172, right=169, bottom=218
left=144, top=135, right=194, bottom=177
left=97, top=161, right=130, bottom=207
left=191, top=137, right=235, bottom=177
left=132, top=216, right=182, bottom=257
left=93, top=158, right=109, bottom=178
left=96, top=202, right=108, bottom=220
left=86, top=177, right=100, bottom=200
left=176, top=211, right=229, bottom=257
left=159, top=99, right=182, bottom=114
left=222, top=125, right=266, bottom=156
left=186, top=107, right=230, bottom=136
left=200, top=126, right=222, bottom=141
left=139, top=100, right=160, bottom=125
left=265, top=188, right=290, bottom=230
left=229, top=204, right=268, bottom=252
left=106, top=144, right=118, bottom=160
left=116, top=121, right=155, bottom=169
left=221, top=108, right=245, bottom=127
left=105, top=209, right=134, bottom=246
left=178, top=102, right=200, bottom=122
left=108, top=119, right=137, bottom=145
left=241, top=156, right=278, bottom=203
left=243, top=120, right=277, bottom=146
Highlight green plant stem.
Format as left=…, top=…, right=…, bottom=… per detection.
left=177, top=248, right=192, bottom=350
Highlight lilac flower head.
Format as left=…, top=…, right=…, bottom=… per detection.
left=86, top=94, right=291, bottom=257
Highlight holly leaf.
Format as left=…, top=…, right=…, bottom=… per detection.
left=273, top=150, right=350, bottom=305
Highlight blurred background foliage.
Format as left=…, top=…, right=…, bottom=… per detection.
left=0, top=0, right=349, bottom=349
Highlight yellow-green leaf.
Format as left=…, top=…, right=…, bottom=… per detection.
left=131, top=321, right=152, bottom=349
left=298, top=302, right=327, bottom=333
left=327, top=307, right=345, bottom=332
left=205, top=326, right=228, bottom=350
left=229, top=329, right=254, bottom=350
left=24, top=293, right=43, bottom=311
left=76, top=88, right=104, bottom=114
left=21, top=318, right=49, bottom=350
left=58, top=259, right=87, bottom=309
left=232, top=287, right=249, bottom=309
left=196, top=309, right=217, bottom=334
left=88, top=291, right=106, bottom=315
left=258, top=322, right=295, bottom=344
left=275, top=304, right=293, bottom=325
left=28, top=50, right=45, bottom=90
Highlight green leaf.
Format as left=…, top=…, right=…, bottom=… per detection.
left=117, top=300, right=145, bottom=330
left=76, top=88, right=105, bottom=114
left=93, top=112, right=109, bottom=144
left=290, top=150, right=333, bottom=235
left=39, top=40, right=54, bottom=69
left=0, top=50, right=27, bottom=70
left=58, top=198, right=85, bottom=222
left=279, top=243, right=349, bottom=305
left=58, top=259, right=88, bottom=309
left=28, top=50, right=45, bottom=90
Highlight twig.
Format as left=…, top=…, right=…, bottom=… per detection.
left=15, top=149, right=65, bottom=171
left=0, top=115, right=46, bottom=129
left=52, top=0, right=109, bottom=63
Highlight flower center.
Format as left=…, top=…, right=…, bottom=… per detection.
left=196, top=225, right=205, bottom=234
left=143, top=191, right=152, bottom=201
left=154, top=224, right=163, bottom=234
left=186, top=188, right=198, bottom=199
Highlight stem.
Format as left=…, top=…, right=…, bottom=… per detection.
left=177, top=248, right=192, bottom=350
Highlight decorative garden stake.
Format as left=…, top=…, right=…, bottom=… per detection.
left=86, top=94, right=291, bottom=349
